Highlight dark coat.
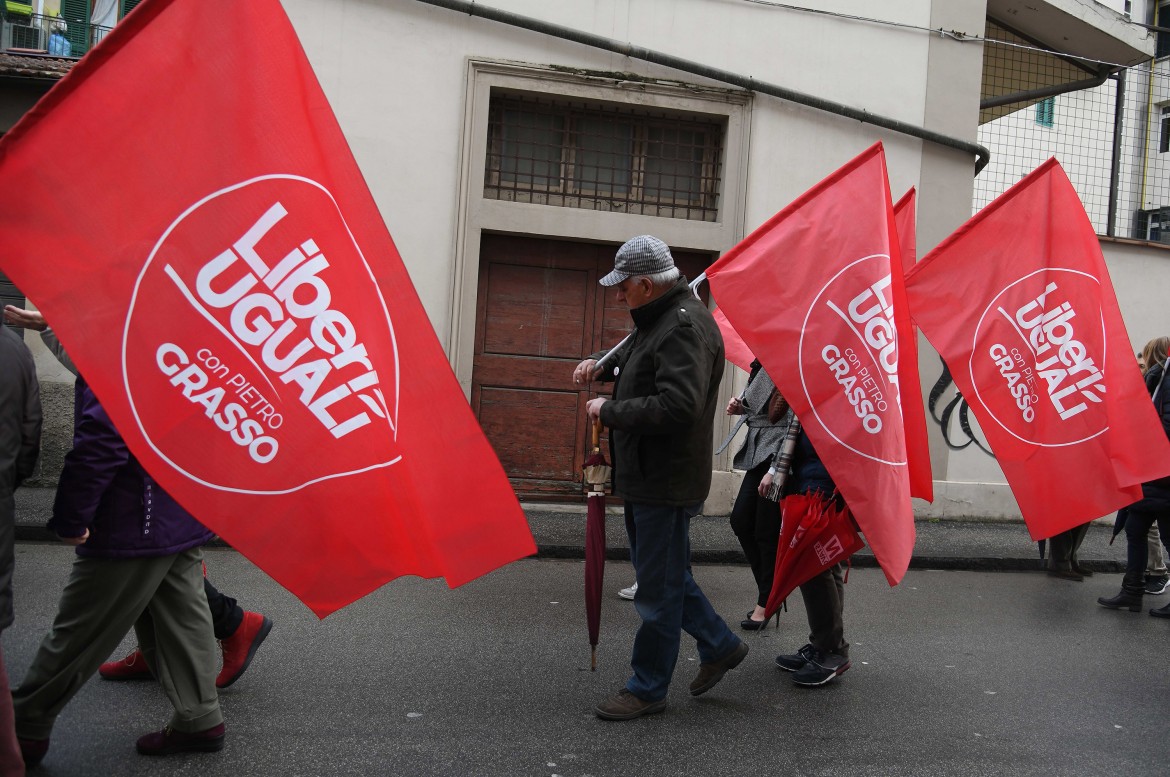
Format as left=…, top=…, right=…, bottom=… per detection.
left=0, top=327, right=42, bottom=630
left=1134, top=361, right=1170, bottom=511
left=49, top=379, right=213, bottom=558
left=596, top=278, right=724, bottom=506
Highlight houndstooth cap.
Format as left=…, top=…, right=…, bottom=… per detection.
left=599, top=235, right=675, bottom=287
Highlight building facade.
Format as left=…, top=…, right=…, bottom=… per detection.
left=1, top=0, right=1161, bottom=518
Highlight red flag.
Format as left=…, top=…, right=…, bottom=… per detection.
left=893, top=189, right=934, bottom=500
left=0, top=0, right=535, bottom=617
left=764, top=493, right=865, bottom=617
left=904, top=159, right=1170, bottom=539
left=713, top=307, right=754, bottom=372
left=894, top=190, right=918, bottom=273
left=706, top=143, right=915, bottom=586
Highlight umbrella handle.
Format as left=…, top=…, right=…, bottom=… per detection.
left=592, top=418, right=602, bottom=448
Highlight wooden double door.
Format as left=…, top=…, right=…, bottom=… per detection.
left=471, top=233, right=711, bottom=501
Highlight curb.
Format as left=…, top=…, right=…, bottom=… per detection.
left=526, top=545, right=1125, bottom=574
left=18, top=528, right=1123, bottom=573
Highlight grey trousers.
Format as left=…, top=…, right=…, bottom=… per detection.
left=13, top=547, right=222, bottom=740
left=1047, top=522, right=1091, bottom=570
left=799, top=563, right=848, bottom=658
left=1148, top=524, right=1167, bottom=576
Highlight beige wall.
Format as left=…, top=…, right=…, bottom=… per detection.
left=282, top=0, right=974, bottom=340
left=280, top=0, right=997, bottom=509
left=31, top=0, right=1158, bottom=518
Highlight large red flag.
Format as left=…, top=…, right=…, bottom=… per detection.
left=904, top=159, right=1170, bottom=539
left=0, top=0, right=535, bottom=616
left=706, top=143, right=916, bottom=586
left=713, top=307, right=754, bottom=372
left=893, top=189, right=934, bottom=500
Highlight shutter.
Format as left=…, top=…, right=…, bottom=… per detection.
left=59, top=0, right=89, bottom=56
left=120, top=0, right=142, bottom=17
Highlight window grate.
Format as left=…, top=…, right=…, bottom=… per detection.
left=974, top=16, right=1170, bottom=239
left=484, top=93, right=724, bottom=222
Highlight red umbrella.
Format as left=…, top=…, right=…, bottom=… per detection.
left=763, top=491, right=865, bottom=620
left=582, top=418, right=611, bottom=670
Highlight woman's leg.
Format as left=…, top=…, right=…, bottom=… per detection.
left=729, top=462, right=768, bottom=606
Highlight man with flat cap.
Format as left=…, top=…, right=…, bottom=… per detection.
left=573, top=235, right=746, bottom=721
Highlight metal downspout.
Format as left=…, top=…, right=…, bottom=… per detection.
left=1106, top=70, right=1126, bottom=237
left=1138, top=5, right=1163, bottom=213
left=979, top=70, right=1112, bottom=111
left=413, top=0, right=991, bottom=175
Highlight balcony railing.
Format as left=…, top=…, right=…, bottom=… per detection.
left=0, top=11, right=110, bottom=57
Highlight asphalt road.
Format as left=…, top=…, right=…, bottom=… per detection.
left=3, top=542, right=1167, bottom=777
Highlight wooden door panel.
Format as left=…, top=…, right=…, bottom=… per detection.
left=478, top=387, right=580, bottom=486
left=472, top=234, right=713, bottom=501
left=472, top=353, right=583, bottom=390
left=481, top=264, right=590, bottom=358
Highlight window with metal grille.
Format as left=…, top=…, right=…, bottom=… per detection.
left=1161, top=106, right=1170, bottom=153
left=484, top=93, right=723, bottom=221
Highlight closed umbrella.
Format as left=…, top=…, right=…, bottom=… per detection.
left=1110, top=507, right=1129, bottom=545
left=582, top=418, right=611, bottom=670
left=764, top=490, right=865, bottom=619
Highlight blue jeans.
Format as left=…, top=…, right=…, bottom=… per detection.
left=625, top=502, right=739, bottom=701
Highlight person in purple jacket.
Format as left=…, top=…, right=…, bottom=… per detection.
left=3, top=304, right=273, bottom=690
left=12, top=378, right=225, bottom=766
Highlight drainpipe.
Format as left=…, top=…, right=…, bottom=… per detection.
left=1107, top=69, right=1126, bottom=237
left=979, top=69, right=1112, bottom=111
left=413, top=0, right=991, bottom=175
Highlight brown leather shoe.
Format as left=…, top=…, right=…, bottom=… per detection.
left=136, top=723, right=225, bottom=756
left=594, top=688, right=666, bottom=721
left=689, top=640, right=750, bottom=696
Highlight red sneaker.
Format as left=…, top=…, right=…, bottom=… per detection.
left=216, top=611, right=272, bottom=688
left=136, top=723, right=225, bottom=756
left=98, top=649, right=154, bottom=681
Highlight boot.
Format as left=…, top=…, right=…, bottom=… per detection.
left=1150, top=601, right=1170, bottom=619
left=1097, top=589, right=1143, bottom=612
left=216, top=611, right=272, bottom=688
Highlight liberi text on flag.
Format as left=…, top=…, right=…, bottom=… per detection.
left=904, top=159, right=1170, bottom=539
left=706, top=143, right=920, bottom=586
left=0, top=0, right=535, bottom=617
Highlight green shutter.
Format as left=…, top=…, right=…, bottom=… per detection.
left=60, top=0, right=90, bottom=56
left=120, top=0, right=142, bottom=17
